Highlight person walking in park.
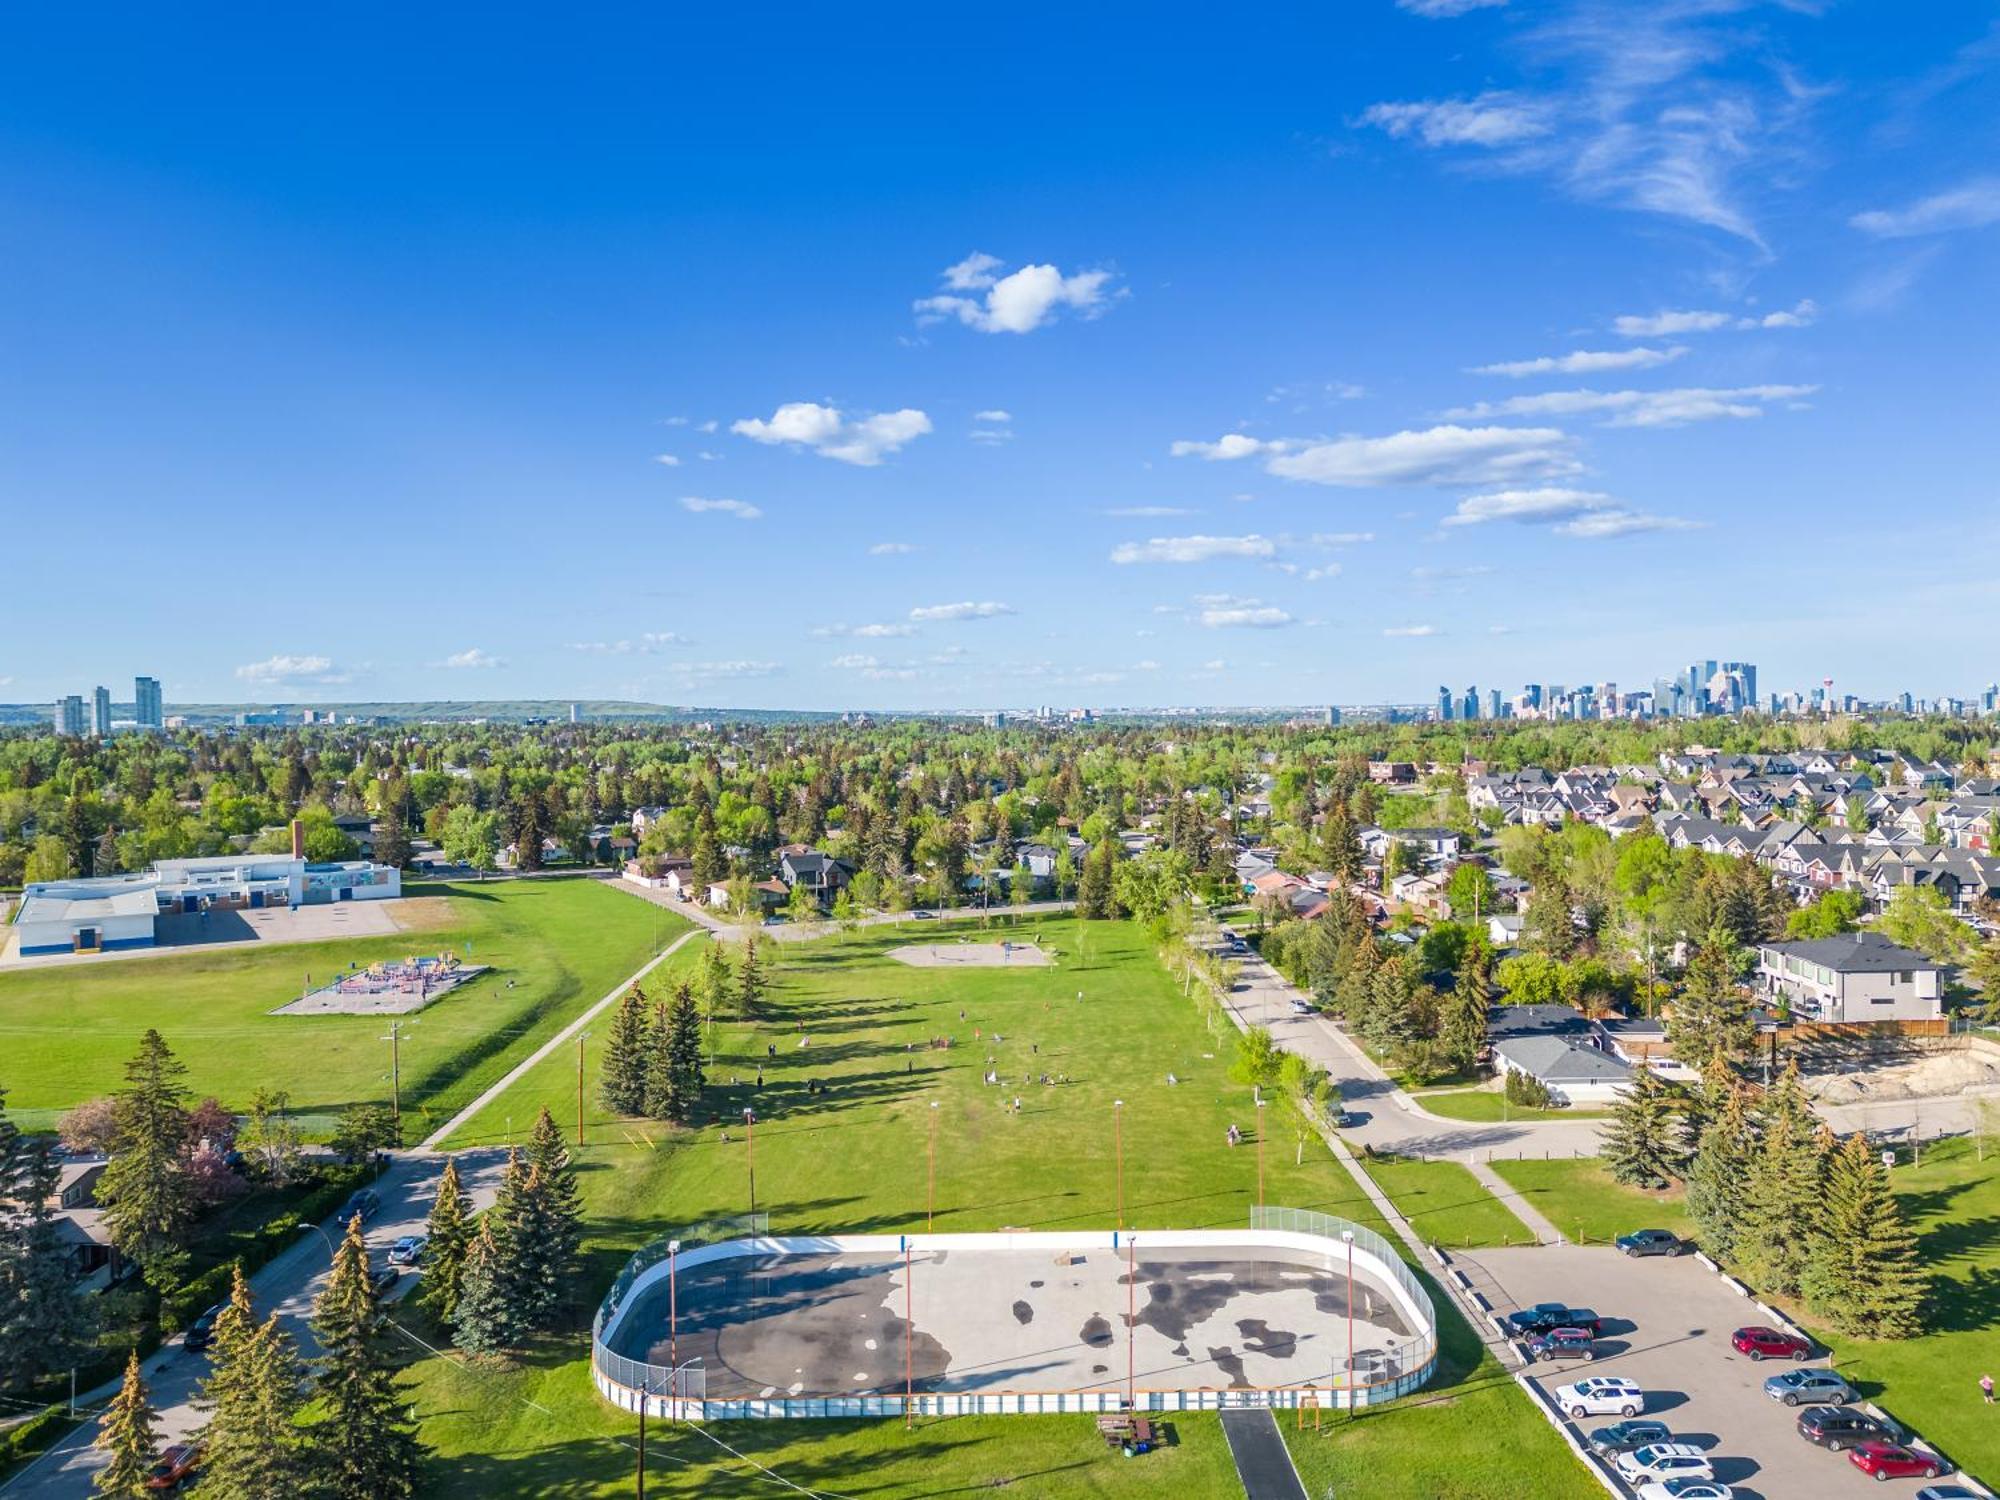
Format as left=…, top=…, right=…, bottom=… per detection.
left=1982, top=1373, right=1994, bottom=1405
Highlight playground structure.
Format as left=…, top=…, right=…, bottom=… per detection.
left=273, top=953, right=489, bottom=1015
left=592, top=1208, right=1437, bottom=1422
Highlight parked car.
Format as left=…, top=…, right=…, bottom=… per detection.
left=1613, top=1443, right=1715, bottom=1485
left=1797, top=1405, right=1897, bottom=1451
left=1289, top=998, right=1313, bottom=1016
left=339, top=1189, right=381, bottom=1225
left=146, top=1443, right=202, bottom=1491
left=1849, top=1441, right=1950, bottom=1481
left=911, top=909, right=935, bottom=920
left=388, top=1234, right=427, bottom=1266
left=1765, top=1368, right=1856, bottom=1407
left=1554, top=1377, right=1644, bottom=1419
left=1914, top=1487, right=1981, bottom=1500
left=1634, top=1484, right=1733, bottom=1500
left=1588, top=1418, right=1673, bottom=1457
left=182, top=1304, right=225, bottom=1354
left=1527, top=1328, right=1598, bottom=1362
left=1616, top=1229, right=1689, bottom=1258
left=370, top=1265, right=400, bottom=1296
left=1508, top=1303, right=1603, bottom=1338
left=1732, top=1324, right=1813, bottom=1361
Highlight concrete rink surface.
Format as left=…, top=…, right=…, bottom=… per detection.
left=888, top=940, right=1052, bottom=967
left=608, top=1243, right=1416, bottom=1400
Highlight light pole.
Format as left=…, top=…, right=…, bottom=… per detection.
left=1341, top=1229, right=1355, bottom=1416
left=577, top=1029, right=591, bottom=1147
left=667, top=1238, right=681, bottom=1423
left=1125, top=1232, right=1137, bottom=1411
left=1113, top=1100, right=1125, bottom=1230
left=744, top=1108, right=757, bottom=1215
left=1255, top=1098, right=1267, bottom=1211
left=927, top=1101, right=940, bottom=1232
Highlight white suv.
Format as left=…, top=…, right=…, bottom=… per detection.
left=1554, top=1376, right=1644, bottom=1418
left=1614, top=1442, right=1715, bottom=1484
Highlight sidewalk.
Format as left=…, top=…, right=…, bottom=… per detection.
left=1465, top=1160, right=1564, bottom=1245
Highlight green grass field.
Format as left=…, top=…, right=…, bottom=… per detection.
left=396, top=916, right=1596, bottom=1496
left=1362, top=1156, right=1538, bottom=1249
left=0, top=878, right=685, bottom=1135
left=1485, top=1157, right=1695, bottom=1246
left=1410, top=1087, right=1611, bottom=1123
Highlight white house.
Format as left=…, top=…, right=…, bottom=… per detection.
left=1754, top=931, right=1944, bottom=1023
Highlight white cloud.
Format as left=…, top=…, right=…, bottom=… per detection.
left=440, top=647, right=506, bottom=670
left=974, top=409, right=1012, bottom=423
left=1360, top=92, right=1552, bottom=148
left=1554, top=510, right=1703, bottom=538
left=1110, top=534, right=1277, bottom=565
left=1304, top=531, right=1375, bottom=545
left=1612, top=308, right=1734, bottom=337
left=810, top=621, right=917, bottom=639
left=1443, top=487, right=1614, bottom=526
left=670, top=660, right=782, bottom=681
left=1266, top=425, right=1578, bottom=487
left=679, top=496, right=763, bottom=520
left=731, top=402, right=932, bottom=466
left=910, top=601, right=1015, bottom=622
left=234, top=654, right=351, bottom=686
left=1472, top=346, right=1686, bottom=377
left=652, top=453, right=681, bottom=467
left=868, top=541, right=918, bottom=555
left=828, top=653, right=879, bottom=670
left=1443, top=384, right=1816, bottom=428
left=1105, top=505, right=1197, bottom=517
left=1383, top=625, right=1440, bottom=637
left=1487, top=624, right=1514, bottom=635
left=1169, top=434, right=1288, bottom=461
left=698, top=420, right=718, bottom=434
left=569, top=633, right=689, bottom=655
left=916, top=255, right=1118, bottom=334
left=1851, top=179, right=2000, bottom=238
left=1191, top=594, right=1294, bottom=629
left=1740, top=298, right=1818, bottom=329
left=1398, top=0, right=1506, bottom=14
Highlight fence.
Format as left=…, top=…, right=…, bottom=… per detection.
left=591, top=1217, right=1439, bottom=1422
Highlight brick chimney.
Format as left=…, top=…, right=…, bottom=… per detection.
left=290, top=819, right=305, bottom=860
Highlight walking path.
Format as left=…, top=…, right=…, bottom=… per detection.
left=1465, top=1160, right=1564, bottom=1245
left=1219, top=1409, right=1309, bottom=1500
left=611, top=878, right=1074, bottom=942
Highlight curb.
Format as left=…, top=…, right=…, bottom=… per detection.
left=1510, top=1371, right=1625, bottom=1498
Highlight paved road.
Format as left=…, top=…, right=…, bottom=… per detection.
left=611, top=879, right=1075, bottom=943
left=9, top=1150, right=510, bottom=1499
left=1463, top=1244, right=1956, bottom=1500
left=1219, top=1409, right=1309, bottom=1500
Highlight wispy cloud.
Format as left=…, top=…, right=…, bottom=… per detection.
left=732, top=402, right=931, bottom=466
left=652, top=454, right=681, bottom=467
left=1613, top=299, right=1817, bottom=336
left=569, top=633, right=689, bottom=655
left=1443, top=384, right=1815, bottom=428
left=915, top=253, right=1119, bottom=334
left=670, top=660, right=782, bottom=682
left=1441, top=485, right=1701, bottom=537
left=1851, top=178, right=2000, bottom=238
left=1555, top=509, right=1703, bottom=538
left=1383, top=624, right=1441, bottom=637
left=1268, top=425, right=1578, bottom=486
left=680, top=496, right=763, bottom=520
left=1360, top=92, right=1553, bottom=148
left=235, top=654, right=353, bottom=687
left=1397, top=0, right=1507, bottom=15
left=1471, top=346, right=1686, bottom=377
left=974, top=409, right=1012, bottom=423
left=1170, top=434, right=1288, bottom=461
left=910, top=601, right=1016, bottom=622
left=811, top=622, right=917, bottom=639
left=868, top=541, right=918, bottom=555
left=438, top=647, right=506, bottom=670
left=1105, top=505, right=1198, bottom=518
left=1110, top=535, right=1277, bottom=565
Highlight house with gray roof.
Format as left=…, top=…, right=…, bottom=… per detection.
left=1754, top=931, right=1944, bottom=1023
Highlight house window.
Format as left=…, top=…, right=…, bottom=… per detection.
left=1872, top=996, right=1894, bottom=1005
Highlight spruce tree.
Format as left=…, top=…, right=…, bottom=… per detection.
left=642, top=1002, right=677, bottom=1120
left=654, top=984, right=706, bottom=1126
left=1077, top=838, right=1118, bottom=919
left=1685, top=1081, right=1756, bottom=1263
left=95, top=1352, right=160, bottom=1498
left=97, top=1029, right=194, bottom=1290
left=1802, top=1132, right=1927, bottom=1338
left=737, top=935, right=764, bottom=1019
left=521, top=1108, right=582, bottom=1320
left=1733, top=1063, right=1825, bottom=1297
left=373, top=803, right=411, bottom=871
left=0, top=1104, right=91, bottom=1387
left=195, top=1268, right=311, bottom=1498
left=450, top=1220, right=521, bottom=1356
left=1668, top=927, right=1756, bottom=1066
left=1602, top=1065, right=1683, bottom=1189
left=598, top=985, right=653, bottom=1115
left=417, top=1157, right=472, bottom=1325
left=1439, top=946, right=1491, bottom=1073
left=310, top=1212, right=425, bottom=1499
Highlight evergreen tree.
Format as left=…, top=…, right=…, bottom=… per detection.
left=1802, top=1132, right=1927, bottom=1338
left=737, top=936, right=764, bottom=1019
left=310, top=1212, right=425, bottom=1499
left=1439, top=946, right=1491, bottom=1073
left=0, top=1091, right=92, bottom=1387
left=698, top=942, right=733, bottom=1024
left=1602, top=1066, right=1682, bottom=1189
left=1668, top=927, right=1756, bottom=1066
left=1685, top=1080, right=1756, bottom=1263
left=512, top=798, right=545, bottom=872
left=1523, top=875, right=1578, bottom=959
left=1733, top=1063, right=1825, bottom=1297
left=97, top=1029, right=194, bottom=1290
left=598, top=985, right=653, bottom=1115
left=1361, top=957, right=1424, bottom=1055
left=641, top=1001, right=677, bottom=1120
left=450, top=1219, right=522, bottom=1356
left=690, top=813, right=723, bottom=888
left=1077, top=837, right=1118, bottom=919
left=373, top=803, right=411, bottom=871
left=519, top=1108, right=582, bottom=1321
left=648, top=984, right=706, bottom=1126
left=194, top=1267, right=312, bottom=1499
left=417, top=1157, right=471, bottom=1325
left=93, top=1351, right=160, bottom=1499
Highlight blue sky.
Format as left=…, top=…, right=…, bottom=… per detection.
left=2, top=2, right=1996, bottom=711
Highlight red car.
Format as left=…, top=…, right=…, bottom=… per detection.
left=146, top=1443, right=202, bottom=1491
left=1848, top=1441, right=1948, bottom=1481
left=1731, top=1325, right=1812, bottom=1361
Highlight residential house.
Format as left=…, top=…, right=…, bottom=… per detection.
left=1754, top=931, right=1944, bottom=1023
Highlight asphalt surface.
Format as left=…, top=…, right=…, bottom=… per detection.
left=1459, top=1244, right=1922, bottom=1500
left=1220, top=1408, right=1309, bottom=1500
left=8, top=1149, right=510, bottom=1499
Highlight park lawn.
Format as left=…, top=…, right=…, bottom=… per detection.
left=1805, top=1137, right=2000, bottom=1483
left=1411, top=1086, right=1611, bottom=1123
left=0, top=877, right=685, bottom=1137
left=401, top=915, right=1592, bottom=1494
left=1363, top=1156, right=1538, bottom=1249
left=1486, top=1158, right=1695, bottom=1247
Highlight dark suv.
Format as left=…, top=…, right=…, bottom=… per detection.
left=1506, top=1303, right=1603, bottom=1338
left=1798, top=1405, right=1897, bottom=1452
left=1527, top=1328, right=1598, bottom=1362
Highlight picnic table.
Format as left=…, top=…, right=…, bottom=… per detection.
left=1094, top=1415, right=1156, bottom=1453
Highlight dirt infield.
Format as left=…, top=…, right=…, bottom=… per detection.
left=888, top=941, right=1051, bottom=968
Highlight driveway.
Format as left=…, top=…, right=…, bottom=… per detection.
left=1457, top=1245, right=1910, bottom=1500
left=9, top=1149, right=510, bottom=1499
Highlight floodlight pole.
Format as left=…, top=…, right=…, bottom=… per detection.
left=667, top=1238, right=681, bottom=1425
left=904, top=1236, right=915, bottom=1430
left=1255, top=1098, right=1267, bottom=1210
left=1113, top=1100, right=1125, bottom=1230
left=745, top=1108, right=757, bottom=1215
left=1342, top=1229, right=1355, bottom=1417
left=927, top=1101, right=940, bottom=1232
left=576, top=1031, right=590, bottom=1147
left=1126, top=1232, right=1137, bottom=1410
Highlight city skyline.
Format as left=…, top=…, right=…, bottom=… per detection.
left=4, top=6, right=1998, bottom=710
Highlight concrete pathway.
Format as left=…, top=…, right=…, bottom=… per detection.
left=1465, top=1160, right=1564, bottom=1245
left=1219, top=1409, right=1309, bottom=1500
left=609, top=878, right=1075, bottom=943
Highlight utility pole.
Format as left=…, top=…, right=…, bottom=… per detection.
left=380, top=1020, right=402, bottom=1131
left=576, top=1031, right=590, bottom=1146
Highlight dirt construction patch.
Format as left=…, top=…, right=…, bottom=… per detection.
left=888, top=941, right=1052, bottom=968
left=1804, top=1048, right=2000, bottom=1105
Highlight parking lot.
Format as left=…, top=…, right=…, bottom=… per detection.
left=1457, top=1244, right=1933, bottom=1499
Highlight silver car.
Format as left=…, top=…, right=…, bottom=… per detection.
left=1764, top=1367, right=1855, bottom=1407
